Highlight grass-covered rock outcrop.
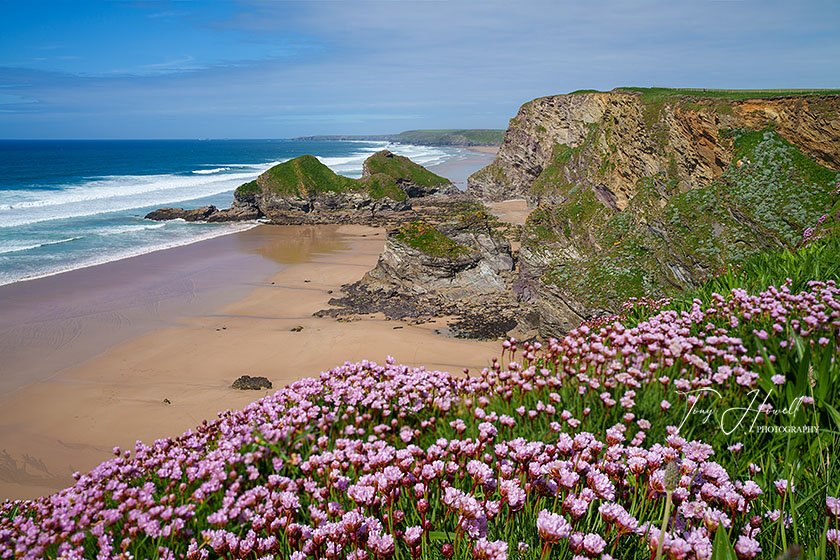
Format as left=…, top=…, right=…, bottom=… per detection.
left=361, top=150, right=455, bottom=198
left=203, top=153, right=454, bottom=224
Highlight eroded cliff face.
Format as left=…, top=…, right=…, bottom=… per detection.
left=468, top=90, right=840, bottom=338
left=468, top=90, right=840, bottom=208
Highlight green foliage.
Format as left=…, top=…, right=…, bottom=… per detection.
left=393, top=221, right=471, bottom=259
left=712, top=526, right=738, bottom=560
left=671, top=229, right=840, bottom=312
left=235, top=152, right=453, bottom=202
left=234, top=179, right=260, bottom=198
left=255, top=155, right=360, bottom=197
left=363, top=151, right=450, bottom=187
left=533, top=128, right=840, bottom=312
left=358, top=173, right=408, bottom=201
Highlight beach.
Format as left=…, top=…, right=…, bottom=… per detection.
left=0, top=151, right=501, bottom=501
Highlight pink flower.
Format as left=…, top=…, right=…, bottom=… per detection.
left=827, top=528, right=840, bottom=546
left=473, top=539, right=508, bottom=560
left=582, top=533, right=606, bottom=557
left=827, top=496, right=840, bottom=517
left=774, top=479, right=795, bottom=495
left=536, top=510, right=571, bottom=544
left=734, top=535, right=761, bottom=559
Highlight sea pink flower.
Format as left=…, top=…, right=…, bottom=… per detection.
left=536, top=510, right=571, bottom=544
left=827, top=496, right=840, bottom=517
left=733, top=535, right=761, bottom=559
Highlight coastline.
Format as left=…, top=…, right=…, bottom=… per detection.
left=0, top=150, right=502, bottom=501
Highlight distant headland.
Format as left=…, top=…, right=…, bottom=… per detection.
left=291, top=129, right=505, bottom=147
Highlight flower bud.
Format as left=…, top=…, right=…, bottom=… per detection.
left=664, top=460, right=680, bottom=493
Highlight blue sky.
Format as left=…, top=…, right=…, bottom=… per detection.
left=1, top=0, right=838, bottom=139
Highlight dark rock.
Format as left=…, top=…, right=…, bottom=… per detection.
left=145, top=205, right=217, bottom=222
left=231, top=375, right=272, bottom=390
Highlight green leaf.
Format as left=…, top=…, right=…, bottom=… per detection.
left=711, top=525, right=737, bottom=560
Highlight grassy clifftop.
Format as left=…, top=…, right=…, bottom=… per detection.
left=247, top=155, right=359, bottom=198
left=235, top=152, right=450, bottom=202
left=362, top=150, right=449, bottom=187
left=571, top=86, right=840, bottom=100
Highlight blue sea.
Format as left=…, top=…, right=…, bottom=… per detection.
left=0, top=140, right=467, bottom=286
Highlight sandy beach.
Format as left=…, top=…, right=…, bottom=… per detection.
left=0, top=153, right=506, bottom=501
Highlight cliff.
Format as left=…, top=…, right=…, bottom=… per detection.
left=317, top=204, right=522, bottom=339
left=468, top=88, right=840, bottom=337
left=147, top=151, right=455, bottom=225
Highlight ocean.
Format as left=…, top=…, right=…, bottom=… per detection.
left=0, top=139, right=469, bottom=286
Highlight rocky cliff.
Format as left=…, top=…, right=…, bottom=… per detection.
left=469, top=89, right=840, bottom=207
left=147, top=151, right=455, bottom=225
left=317, top=205, right=522, bottom=339
left=469, top=88, right=840, bottom=338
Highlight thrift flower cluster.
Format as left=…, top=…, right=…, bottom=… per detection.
left=1, top=280, right=838, bottom=559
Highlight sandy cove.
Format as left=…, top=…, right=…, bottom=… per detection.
left=0, top=224, right=505, bottom=500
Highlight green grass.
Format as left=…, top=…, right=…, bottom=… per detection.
left=242, top=155, right=359, bottom=198
left=359, top=173, right=408, bottom=201
left=235, top=153, right=449, bottom=202
left=363, top=150, right=450, bottom=187
left=393, top=221, right=471, bottom=259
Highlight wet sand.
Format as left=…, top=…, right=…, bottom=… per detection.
left=0, top=155, right=506, bottom=501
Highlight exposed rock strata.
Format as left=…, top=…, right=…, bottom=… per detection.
left=468, top=90, right=840, bottom=207
left=468, top=90, right=840, bottom=338
left=317, top=211, right=523, bottom=339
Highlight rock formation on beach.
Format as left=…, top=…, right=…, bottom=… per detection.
left=317, top=204, right=522, bottom=339
left=146, top=150, right=456, bottom=225
left=468, top=88, right=840, bottom=337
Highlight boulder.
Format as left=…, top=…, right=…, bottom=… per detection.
left=231, top=375, right=272, bottom=390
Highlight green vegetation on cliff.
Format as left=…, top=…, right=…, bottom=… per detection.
left=363, top=150, right=449, bottom=188
left=529, top=129, right=840, bottom=310
left=571, top=86, right=840, bottom=100
left=393, top=221, right=471, bottom=259
left=246, top=155, right=359, bottom=198
left=234, top=152, right=450, bottom=202
left=358, top=173, right=407, bottom=201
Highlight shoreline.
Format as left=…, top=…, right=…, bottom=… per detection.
left=0, top=152, right=504, bottom=501
left=0, top=224, right=501, bottom=500
left=0, top=145, right=493, bottom=290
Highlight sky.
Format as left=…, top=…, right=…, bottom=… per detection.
left=0, top=0, right=838, bottom=139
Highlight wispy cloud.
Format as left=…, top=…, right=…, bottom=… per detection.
left=1, top=0, right=838, bottom=138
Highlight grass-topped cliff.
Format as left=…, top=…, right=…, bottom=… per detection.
left=235, top=152, right=452, bottom=208
left=390, top=129, right=504, bottom=146
left=362, top=150, right=450, bottom=191
left=238, top=155, right=359, bottom=199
